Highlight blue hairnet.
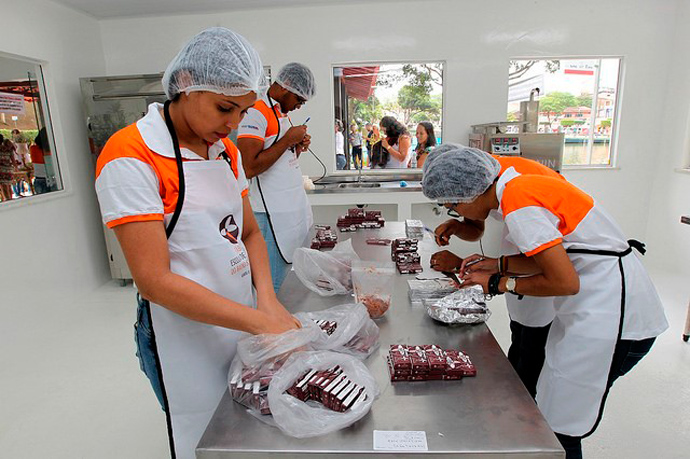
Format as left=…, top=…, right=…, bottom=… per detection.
left=422, top=143, right=501, bottom=203
left=275, top=62, right=316, bottom=100
left=162, top=27, right=267, bottom=99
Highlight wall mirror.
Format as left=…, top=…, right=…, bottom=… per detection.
left=332, top=62, right=444, bottom=172
left=0, top=54, right=62, bottom=203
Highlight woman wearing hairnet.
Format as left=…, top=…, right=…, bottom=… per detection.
left=428, top=143, right=565, bottom=399
left=422, top=145, right=668, bottom=459
left=94, top=28, right=299, bottom=459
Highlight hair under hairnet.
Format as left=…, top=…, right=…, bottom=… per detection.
left=275, top=62, right=316, bottom=100
left=422, top=143, right=501, bottom=203
left=162, top=27, right=267, bottom=100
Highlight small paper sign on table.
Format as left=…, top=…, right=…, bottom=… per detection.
left=373, top=430, right=428, bottom=452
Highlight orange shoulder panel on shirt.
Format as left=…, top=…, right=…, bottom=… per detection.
left=96, top=123, right=182, bottom=214
left=220, top=138, right=240, bottom=179
left=249, top=99, right=281, bottom=139
left=493, top=155, right=564, bottom=180
left=501, top=175, right=594, bottom=237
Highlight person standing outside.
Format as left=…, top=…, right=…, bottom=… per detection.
left=237, top=63, right=316, bottom=293
left=349, top=123, right=363, bottom=169
left=94, top=28, right=299, bottom=459
left=334, top=119, right=346, bottom=170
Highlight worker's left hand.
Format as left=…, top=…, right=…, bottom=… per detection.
left=430, top=250, right=463, bottom=272
left=460, top=270, right=492, bottom=293
left=296, top=134, right=311, bottom=155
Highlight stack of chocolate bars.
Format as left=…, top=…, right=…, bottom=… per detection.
left=310, top=225, right=338, bottom=250
left=312, top=319, right=378, bottom=356
left=337, top=208, right=385, bottom=232
left=387, top=344, right=476, bottom=381
left=286, top=365, right=369, bottom=413
left=229, top=358, right=289, bottom=415
left=391, top=238, right=423, bottom=274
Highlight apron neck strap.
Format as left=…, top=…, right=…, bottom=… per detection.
left=163, top=100, right=186, bottom=239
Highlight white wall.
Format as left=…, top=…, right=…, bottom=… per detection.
left=645, top=0, right=690, bottom=278
left=98, top=0, right=679, bottom=246
left=0, top=0, right=108, bottom=294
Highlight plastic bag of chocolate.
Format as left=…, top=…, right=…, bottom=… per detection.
left=425, top=285, right=491, bottom=324
left=351, top=260, right=396, bottom=319
left=293, top=239, right=360, bottom=296
left=228, top=324, right=322, bottom=416
left=268, top=350, right=378, bottom=438
left=294, top=303, right=380, bottom=359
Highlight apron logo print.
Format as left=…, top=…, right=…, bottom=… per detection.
left=219, top=214, right=239, bottom=244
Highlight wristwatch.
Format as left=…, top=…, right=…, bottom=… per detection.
left=505, top=277, right=518, bottom=295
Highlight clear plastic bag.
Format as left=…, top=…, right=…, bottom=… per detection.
left=351, top=260, right=396, bottom=319
left=228, top=325, right=322, bottom=415
left=425, top=285, right=491, bottom=324
left=294, top=303, right=380, bottom=359
left=268, top=350, right=378, bottom=438
left=293, top=240, right=360, bottom=296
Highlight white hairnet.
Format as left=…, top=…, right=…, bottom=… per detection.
left=162, top=27, right=267, bottom=100
left=275, top=62, right=316, bottom=100
left=422, top=143, right=501, bottom=203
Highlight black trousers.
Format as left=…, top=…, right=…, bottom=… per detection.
left=507, top=320, right=551, bottom=399
left=554, top=337, right=656, bottom=459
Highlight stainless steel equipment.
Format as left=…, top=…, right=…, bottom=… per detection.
left=197, top=222, right=564, bottom=458
left=469, top=89, right=564, bottom=172
left=80, top=74, right=168, bottom=282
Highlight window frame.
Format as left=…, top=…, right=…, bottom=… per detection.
left=509, top=55, right=625, bottom=169
left=0, top=51, right=66, bottom=207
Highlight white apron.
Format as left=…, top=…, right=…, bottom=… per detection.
left=500, top=229, right=556, bottom=327
left=535, top=242, right=662, bottom=437
left=149, top=150, right=254, bottom=459
left=489, top=211, right=556, bottom=328
left=255, top=113, right=313, bottom=263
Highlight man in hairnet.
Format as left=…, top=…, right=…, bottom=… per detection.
left=422, top=144, right=667, bottom=459
left=237, top=62, right=316, bottom=292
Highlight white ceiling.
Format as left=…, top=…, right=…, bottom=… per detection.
left=51, top=0, right=398, bottom=19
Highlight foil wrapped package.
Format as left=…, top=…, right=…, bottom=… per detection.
left=408, top=278, right=460, bottom=307
left=425, top=285, right=491, bottom=324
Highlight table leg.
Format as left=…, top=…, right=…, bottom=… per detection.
left=683, top=302, right=690, bottom=343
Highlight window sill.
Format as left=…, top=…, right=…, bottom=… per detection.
left=562, top=165, right=620, bottom=171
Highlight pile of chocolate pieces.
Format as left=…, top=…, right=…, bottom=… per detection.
left=337, top=208, right=385, bottom=233
left=310, top=225, right=338, bottom=250
left=391, top=238, right=423, bottom=274
left=387, top=344, right=476, bottom=381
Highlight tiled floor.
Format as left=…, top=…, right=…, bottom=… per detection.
left=1, top=268, right=688, bottom=458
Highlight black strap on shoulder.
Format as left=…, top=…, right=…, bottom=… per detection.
left=163, top=100, right=186, bottom=240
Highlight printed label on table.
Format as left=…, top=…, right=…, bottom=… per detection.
left=373, top=430, right=428, bottom=451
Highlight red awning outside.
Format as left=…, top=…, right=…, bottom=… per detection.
left=0, top=81, right=40, bottom=102
left=341, top=66, right=379, bottom=101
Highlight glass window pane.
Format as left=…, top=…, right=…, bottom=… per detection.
left=333, top=62, right=444, bottom=170
left=507, top=58, right=620, bottom=167
left=0, top=54, right=62, bottom=202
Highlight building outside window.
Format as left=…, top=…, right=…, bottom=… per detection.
left=508, top=58, right=622, bottom=166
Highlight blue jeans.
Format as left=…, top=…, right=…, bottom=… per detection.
left=336, top=154, right=347, bottom=170
left=135, top=294, right=165, bottom=410
left=254, top=212, right=290, bottom=293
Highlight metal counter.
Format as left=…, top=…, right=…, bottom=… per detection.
left=197, top=223, right=564, bottom=458
left=306, top=181, right=423, bottom=195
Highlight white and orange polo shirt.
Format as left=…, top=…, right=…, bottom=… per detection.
left=95, top=103, right=248, bottom=229
left=495, top=167, right=626, bottom=257
left=492, top=154, right=564, bottom=180
left=236, top=94, right=288, bottom=212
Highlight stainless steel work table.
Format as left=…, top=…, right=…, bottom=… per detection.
left=197, top=223, right=564, bottom=458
